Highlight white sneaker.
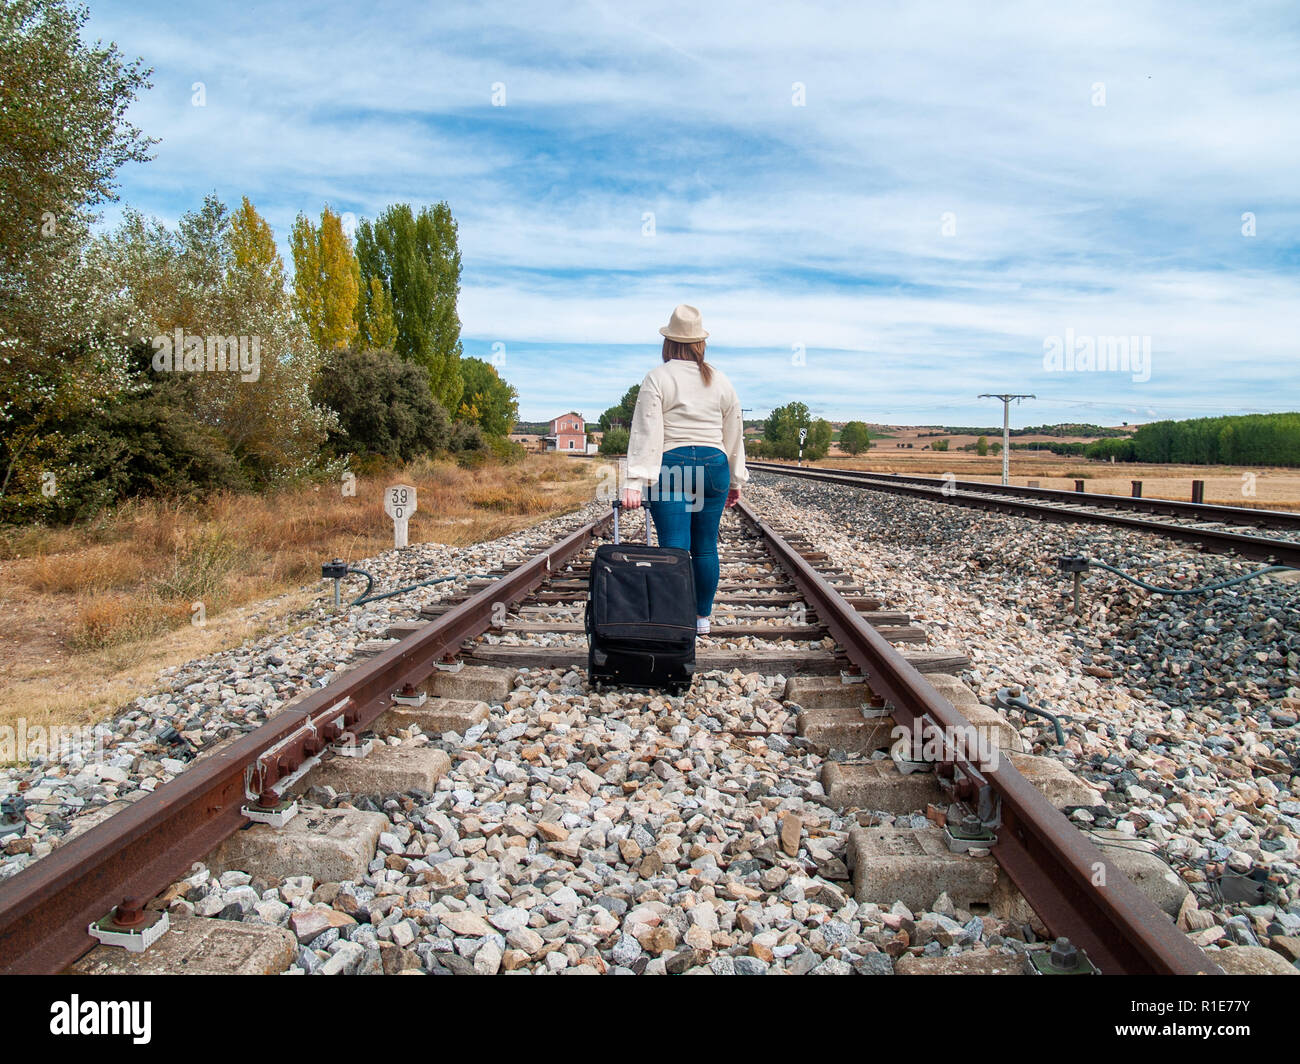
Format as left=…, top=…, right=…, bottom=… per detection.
left=696, top=617, right=710, bottom=635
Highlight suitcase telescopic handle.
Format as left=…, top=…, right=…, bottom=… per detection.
left=609, top=497, right=651, bottom=545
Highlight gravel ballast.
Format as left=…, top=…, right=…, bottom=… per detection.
left=747, top=472, right=1300, bottom=961
left=5, top=476, right=1296, bottom=972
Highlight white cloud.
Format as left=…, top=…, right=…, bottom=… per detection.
left=86, top=0, right=1300, bottom=423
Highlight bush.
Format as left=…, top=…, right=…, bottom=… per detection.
left=449, top=420, right=485, bottom=453
left=486, top=435, right=525, bottom=464
left=599, top=428, right=630, bottom=455
left=6, top=393, right=244, bottom=523
left=448, top=420, right=487, bottom=468
left=311, top=348, right=450, bottom=463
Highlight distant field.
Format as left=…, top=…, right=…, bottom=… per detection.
left=775, top=450, right=1300, bottom=511
left=866, top=425, right=1110, bottom=451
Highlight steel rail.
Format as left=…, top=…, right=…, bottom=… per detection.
left=736, top=498, right=1219, bottom=974
left=750, top=461, right=1300, bottom=530
left=748, top=462, right=1300, bottom=568
left=0, top=509, right=613, bottom=975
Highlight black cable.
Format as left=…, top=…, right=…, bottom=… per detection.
left=345, top=566, right=375, bottom=602
left=996, top=688, right=1070, bottom=746
left=350, top=567, right=497, bottom=605
left=1087, top=561, right=1295, bottom=596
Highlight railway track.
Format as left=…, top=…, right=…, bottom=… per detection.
left=748, top=461, right=1300, bottom=568
left=0, top=496, right=1219, bottom=975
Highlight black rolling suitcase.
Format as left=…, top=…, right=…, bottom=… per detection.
left=586, top=500, right=696, bottom=693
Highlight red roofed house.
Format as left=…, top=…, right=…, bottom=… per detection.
left=546, top=412, right=590, bottom=454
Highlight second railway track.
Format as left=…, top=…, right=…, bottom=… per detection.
left=748, top=461, right=1300, bottom=568
left=0, top=494, right=1224, bottom=975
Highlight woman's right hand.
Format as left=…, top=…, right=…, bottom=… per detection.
left=621, top=488, right=642, bottom=510
left=725, top=488, right=741, bottom=509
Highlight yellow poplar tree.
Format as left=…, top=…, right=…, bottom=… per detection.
left=290, top=206, right=359, bottom=351
left=230, top=197, right=287, bottom=302
left=317, top=207, right=358, bottom=349
left=289, top=213, right=322, bottom=339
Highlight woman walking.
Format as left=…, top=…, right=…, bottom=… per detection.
left=622, top=304, right=749, bottom=635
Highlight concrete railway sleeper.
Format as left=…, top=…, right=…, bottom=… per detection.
left=0, top=496, right=1222, bottom=974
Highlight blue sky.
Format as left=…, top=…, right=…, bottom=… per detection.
left=87, top=0, right=1299, bottom=426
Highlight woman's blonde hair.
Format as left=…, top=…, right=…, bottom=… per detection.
left=662, top=337, right=712, bottom=385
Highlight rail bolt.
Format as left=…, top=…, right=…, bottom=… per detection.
left=112, top=897, right=147, bottom=929
left=1026, top=935, right=1096, bottom=975
left=1050, top=937, right=1078, bottom=970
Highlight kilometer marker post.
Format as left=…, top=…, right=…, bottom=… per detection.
left=385, top=484, right=418, bottom=548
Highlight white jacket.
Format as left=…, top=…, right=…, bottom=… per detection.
left=624, top=359, right=749, bottom=492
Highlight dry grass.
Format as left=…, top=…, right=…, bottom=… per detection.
left=0, top=454, right=598, bottom=734
left=791, top=451, right=1300, bottom=511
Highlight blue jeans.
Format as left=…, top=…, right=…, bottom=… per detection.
left=646, top=446, right=730, bottom=616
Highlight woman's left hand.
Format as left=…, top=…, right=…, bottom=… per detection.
left=621, top=488, right=642, bottom=510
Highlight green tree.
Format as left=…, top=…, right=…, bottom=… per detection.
left=1103, top=413, right=1300, bottom=467
left=0, top=0, right=155, bottom=518
left=356, top=275, right=397, bottom=350
left=931, top=438, right=949, bottom=452
left=599, top=384, right=641, bottom=431
left=976, top=435, right=989, bottom=456
left=89, top=195, right=332, bottom=480
left=0, top=0, right=154, bottom=341
left=355, top=202, right=464, bottom=411
left=764, top=402, right=812, bottom=459
left=807, top=418, right=833, bottom=459
left=599, top=428, right=630, bottom=455
left=290, top=206, right=359, bottom=351
left=456, top=357, right=519, bottom=437
left=311, top=347, right=449, bottom=462
left=839, top=421, right=870, bottom=455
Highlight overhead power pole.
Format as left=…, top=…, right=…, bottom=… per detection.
left=978, top=393, right=1035, bottom=485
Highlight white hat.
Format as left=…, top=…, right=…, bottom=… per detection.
left=658, top=304, right=709, bottom=342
